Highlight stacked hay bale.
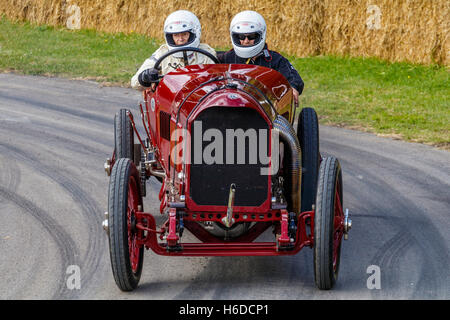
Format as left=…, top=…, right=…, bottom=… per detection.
left=0, top=0, right=448, bottom=65
left=319, top=0, right=448, bottom=65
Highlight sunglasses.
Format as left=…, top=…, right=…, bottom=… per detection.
left=237, top=33, right=259, bottom=41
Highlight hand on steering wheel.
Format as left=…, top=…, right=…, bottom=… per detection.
left=153, top=46, right=220, bottom=71
left=139, top=47, right=219, bottom=89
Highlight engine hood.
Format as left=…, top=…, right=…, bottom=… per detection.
left=155, top=64, right=292, bottom=119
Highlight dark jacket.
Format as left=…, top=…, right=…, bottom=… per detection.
left=217, top=44, right=304, bottom=95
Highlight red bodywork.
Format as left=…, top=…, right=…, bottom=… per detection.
left=122, top=63, right=317, bottom=256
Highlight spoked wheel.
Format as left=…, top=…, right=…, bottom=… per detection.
left=296, top=107, right=320, bottom=213
left=108, top=158, right=144, bottom=291
left=313, top=156, right=344, bottom=290
left=114, top=109, right=134, bottom=160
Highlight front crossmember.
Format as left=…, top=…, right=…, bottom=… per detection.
left=133, top=209, right=314, bottom=256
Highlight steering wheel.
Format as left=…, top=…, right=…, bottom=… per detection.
left=153, top=46, right=220, bottom=71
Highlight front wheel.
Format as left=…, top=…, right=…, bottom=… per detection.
left=108, top=158, right=144, bottom=291
left=114, top=109, right=134, bottom=160
left=313, top=156, right=344, bottom=290
left=297, top=107, right=320, bottom=213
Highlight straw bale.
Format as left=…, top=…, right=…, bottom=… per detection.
left=0, top=0, right=448, bottom=65
left=320, top=0, right=449, bottom=64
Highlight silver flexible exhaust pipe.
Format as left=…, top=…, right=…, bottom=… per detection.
left=273, top=116, right=302, bottom=215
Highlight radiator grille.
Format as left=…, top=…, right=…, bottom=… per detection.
left=189, top=107, right=270, bottom=207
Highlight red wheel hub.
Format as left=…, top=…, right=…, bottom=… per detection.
left=127, top=176, right=141, bottom=273
left=332, top=181, right=344, bottom=272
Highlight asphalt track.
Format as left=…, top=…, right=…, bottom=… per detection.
left=0, top=73, right=448, bottom=300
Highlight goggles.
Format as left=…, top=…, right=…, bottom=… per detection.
left=232, top=32, right=262, bottom=47
left=237, top=33, right=259, bottom=41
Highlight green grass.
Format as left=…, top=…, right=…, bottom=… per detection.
left=0, top=17, right=160, bottom=84
left=1, top=16, right=449, bottom=149
left=291, top=55, right=449, bottom=148
left=294, top=56, right=450, bottom=149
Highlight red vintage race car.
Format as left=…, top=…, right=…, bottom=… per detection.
left=103, top=47, right=351, bottom=291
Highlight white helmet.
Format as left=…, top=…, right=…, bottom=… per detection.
left=164, top=10, right=201, bottom=58
left=229, top=10, right=267, bottom=59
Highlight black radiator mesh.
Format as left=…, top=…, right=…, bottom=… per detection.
left=189, top=107, right=270, bottom=207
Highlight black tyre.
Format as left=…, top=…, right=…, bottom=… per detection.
left=296, top=107, right=320, bottom=212
left=313, top=156, right=344, bottom=290
left=108, top=158, right=144, bottom=291
left=114, top=109, right=134, bottom=160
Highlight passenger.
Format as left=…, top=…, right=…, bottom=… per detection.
left=218, top=10, right=304, bottom=105
left=131, top=10, right=217, bottom=90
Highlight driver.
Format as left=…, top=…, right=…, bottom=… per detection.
left=218, top=11, right=304, bottom=105
left=131, top=10, right=217, bottom=90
